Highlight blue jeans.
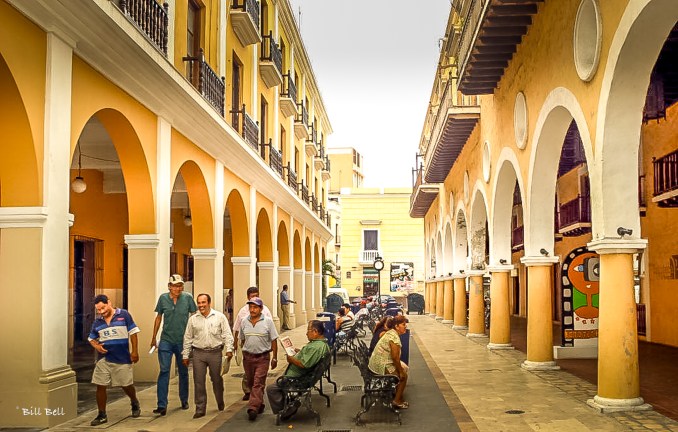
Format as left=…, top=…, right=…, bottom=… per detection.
left=157, top=340, right=189, bottom=408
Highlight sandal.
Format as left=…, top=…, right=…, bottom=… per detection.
left=392, top=401, right=409, bottom=409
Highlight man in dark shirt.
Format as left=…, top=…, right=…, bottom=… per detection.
left=88, top=295, right=141, bottom=426
left=279, top=284, right=296, bottom=330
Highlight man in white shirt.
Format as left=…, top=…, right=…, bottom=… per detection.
left=182, top=293, right=233, bottom=418
left=233, top=286, right=273, bottom=400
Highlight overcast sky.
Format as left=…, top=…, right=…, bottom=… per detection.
left=288, top=0, right=451, bottom=188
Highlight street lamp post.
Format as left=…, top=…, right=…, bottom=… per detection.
left=373, top=255, right=384, bottom=306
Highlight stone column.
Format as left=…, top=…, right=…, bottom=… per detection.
left=487, top=265, right=514, bottom=350
left=125, top=234, right=162, bottom=381
left=257, top=261, right=279, bottom=329
left=586, top=239, right=651, bottom=413
left=0, top=209, right=77, bottom=427
left=305, top=270, right=315, bottom=320
left=278, top=266, right=295, bottom=328
left=191, top=248, right=218, bottom=302
left=467, top=271, right=486, bottom=338
left=424, top=281, right=432, bottom=314
left=442, top=278, right=454, bottom=324
left=428, top=279, right=438, bottom=317
left=452, top=274, right=468, bottom=330
left=294, top=269, right=306, bottom=325
left=231, top=257, right=255, bottom=309
left=314, top=272, right=323, bottom=312
left=435, top=280, right=444, bottom=320
left=520, top=256, right=560, bottom=370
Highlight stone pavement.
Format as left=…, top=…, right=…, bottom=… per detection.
left=43, top=314, right=678, bottom=431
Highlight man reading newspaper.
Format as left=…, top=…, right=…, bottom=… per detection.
left=265, top=320, right=329, bottom=419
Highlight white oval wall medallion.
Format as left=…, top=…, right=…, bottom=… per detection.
left=514, top=92, right=527, bottom=149
left=449, top=191, right=455, bottom=214
left=573, top=0, right=602, bottom=82
left=482, top=141, right=491, bottom=183
left=464, top=171, right=470, bottom=203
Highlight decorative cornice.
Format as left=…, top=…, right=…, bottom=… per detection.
left=0, top=207, right=48, bottom=228
left=587, top=238, right=648, bottom=254
left=278, top=266, right=292, bottom=272
left=124, top=234, right=160, bottom=249
left=520, top=256, right=560, bottom=266
left=487, top=264, right=514, bottom=273
left=257, top=261, right=275, bottom=269
left=231, top=256, right=256, bottom=265
left=191, top=248, right=219, bottom=259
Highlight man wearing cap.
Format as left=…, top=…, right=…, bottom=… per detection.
left=150, top=274, right=197, bottom=415
left=233, top=286, right=272, bottom=401
left=239, top=296, right=278, bottom=421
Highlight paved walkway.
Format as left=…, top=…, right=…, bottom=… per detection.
left=43, top=315, right=678, bottom=432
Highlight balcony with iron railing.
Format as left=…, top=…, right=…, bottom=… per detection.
left=325, top=211, right=331, bottom=228
left=311, top=194, right=319, bottom=212
left=182, top=48, right=225, bottom=116
left=455, top=0, right=541, bottom=95
left=230, top=104, right=259, bottom=151
left=359, top=250, right=382, bottom=265
left=230, top=0, right=261, bottom=46
left=285, top=163, right=297, bottom=191
left=423, top=76, right=480, bottom=183
left=652, top=148, right=678, bottom=207
left=294, top=102, right=310, bottom=139
left=409, top=163, right=440, bottom=218
left=511, top=225, right=524, bottom=251
left=279, top=72, right=297, bottom=118
left=300, top=181, right=310, bottom=204
left=305, top=126, right=318, bottom=157
left=118, top=0, right=169, bottom=55
left=268, top=144, right=283, bottom=178
left=259, top=32, right=283, bottom=88
left=321, top=153, right=331, bottom=181
left=314, top=145, right=325, bottom=170
left=557, top=194, right=591, bottom=236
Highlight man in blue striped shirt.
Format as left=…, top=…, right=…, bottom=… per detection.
left=88, top=294, right=141, bottom=426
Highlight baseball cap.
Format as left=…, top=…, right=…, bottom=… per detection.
left=246, top=297, right=264, bottom=308
left=168, top=274, right=185, bottom=285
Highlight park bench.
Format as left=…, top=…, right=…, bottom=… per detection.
left=274, top=351, right=332, bottom=426
left=350, top=339, right=401, bottom=425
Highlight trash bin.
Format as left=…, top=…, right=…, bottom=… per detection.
left=325, top=293, right=343, bottom=314
left=316, top=312, right=336, bottom=347
left=400, top=329, right=410, bottom=364
left=407, top=293, right=425, bottom=315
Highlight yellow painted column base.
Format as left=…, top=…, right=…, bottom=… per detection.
left=452, top=275, right=467, bottom=330
left=467, top=273, right=486, bottom=338
left=435, top=281, right=444, bottom=320
left=442, top=279, right=454, bottom=324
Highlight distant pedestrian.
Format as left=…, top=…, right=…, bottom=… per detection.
left=233, top=286, right=272, bottom=401
left=182, top=293, right=234, bottom=418
left=280, top=284, right=296, bottom=330
left=88, top=294, right=141, bottom=426
left=239, top=297, right=278, bottom=421
left=150, top=274, right=197, bottom=415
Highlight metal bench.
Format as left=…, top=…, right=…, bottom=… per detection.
left=274, top=351, right=332, bottom=426
left=350, top=339, right=401, bottom=425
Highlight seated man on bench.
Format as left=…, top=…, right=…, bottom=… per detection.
left=267, top=320, right=330, bottom=420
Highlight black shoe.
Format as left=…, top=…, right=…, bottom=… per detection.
left=181, top=401, right=189, bottom=410
left=193, top=411, right=205, bottom=419
left=242, top=393, right=250, bottom=401
left=217, top=402, right=225, bottom=411
left=258, top=404, right=265, bottom=414
left=90, top=412, right=107, bottom=426
left=131, top=400, right=141, bottom=418
left=247, top=409, right=257, bottom=421
left=280, top=400, right=300, bottom=421
left=152, top=407, right=167, bottom=416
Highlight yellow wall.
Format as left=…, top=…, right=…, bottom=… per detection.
left=329, top=152, right=355, bottom=192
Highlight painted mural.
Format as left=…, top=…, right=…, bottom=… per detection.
left=561, top=247, right=600, bottom=348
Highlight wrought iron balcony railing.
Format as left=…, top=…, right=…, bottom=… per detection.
left=285, top=163, right=297, bottom=191
left=557, top=194, right=591, bottom=233
left=281, top=72, right=296, bottom=101
left=231, top=0, right=260, bottom=34
left=300, top=182, right=310, bottom=204
left=120, top=0, right=169, bottom=55
left=230, top=104, right=259, bottom=151
left=260, top=32, right=282, bottom=74
left=653, top=148, right=678, bottom=197
left=182, top=48, right=225, bottom=116
left=311, top=194, right=318, bottom=212
left=296, top=102, right=309, bottom=126
left=268, top=144, right=283, bottom=178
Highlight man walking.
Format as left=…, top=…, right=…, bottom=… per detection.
left=266, top=320, right=329, bottom=420
left=239, top=297, right=278, bottom=421
left=182, top=293, right=234, bottom=418
left=279, top=284, right=296, bottom=330
left=88, top=295, right=141, bottom=426
left=150, top=274, right=197, bottom=415
left=233, top=286, right=272, bottom=401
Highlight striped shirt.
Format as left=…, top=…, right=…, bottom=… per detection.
left=239, top=315, right=278, bottom=354
left=88, top=308, right=140, bottom=364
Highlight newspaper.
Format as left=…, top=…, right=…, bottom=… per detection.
left=279, top=336, right=296, bottom=357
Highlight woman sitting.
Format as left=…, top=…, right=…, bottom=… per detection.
left=367, top=315, right=409, bottom=409
left=335, top=307, right=353, bottom=332
left=368, top=316, right=392, bottom=355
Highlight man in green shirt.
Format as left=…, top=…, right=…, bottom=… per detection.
left=150, top=274, right=197, bottom=415
left=266, top=320, right=329, bottom=419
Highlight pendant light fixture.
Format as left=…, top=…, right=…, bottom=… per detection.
left=71, top=141, right=87, bottom=193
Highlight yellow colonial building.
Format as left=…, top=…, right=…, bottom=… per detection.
left=336, top=187, right=424, bottom=301
left=0, top=0, right=332, bottom=427
left=412, top=0, right=678, bottom=414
